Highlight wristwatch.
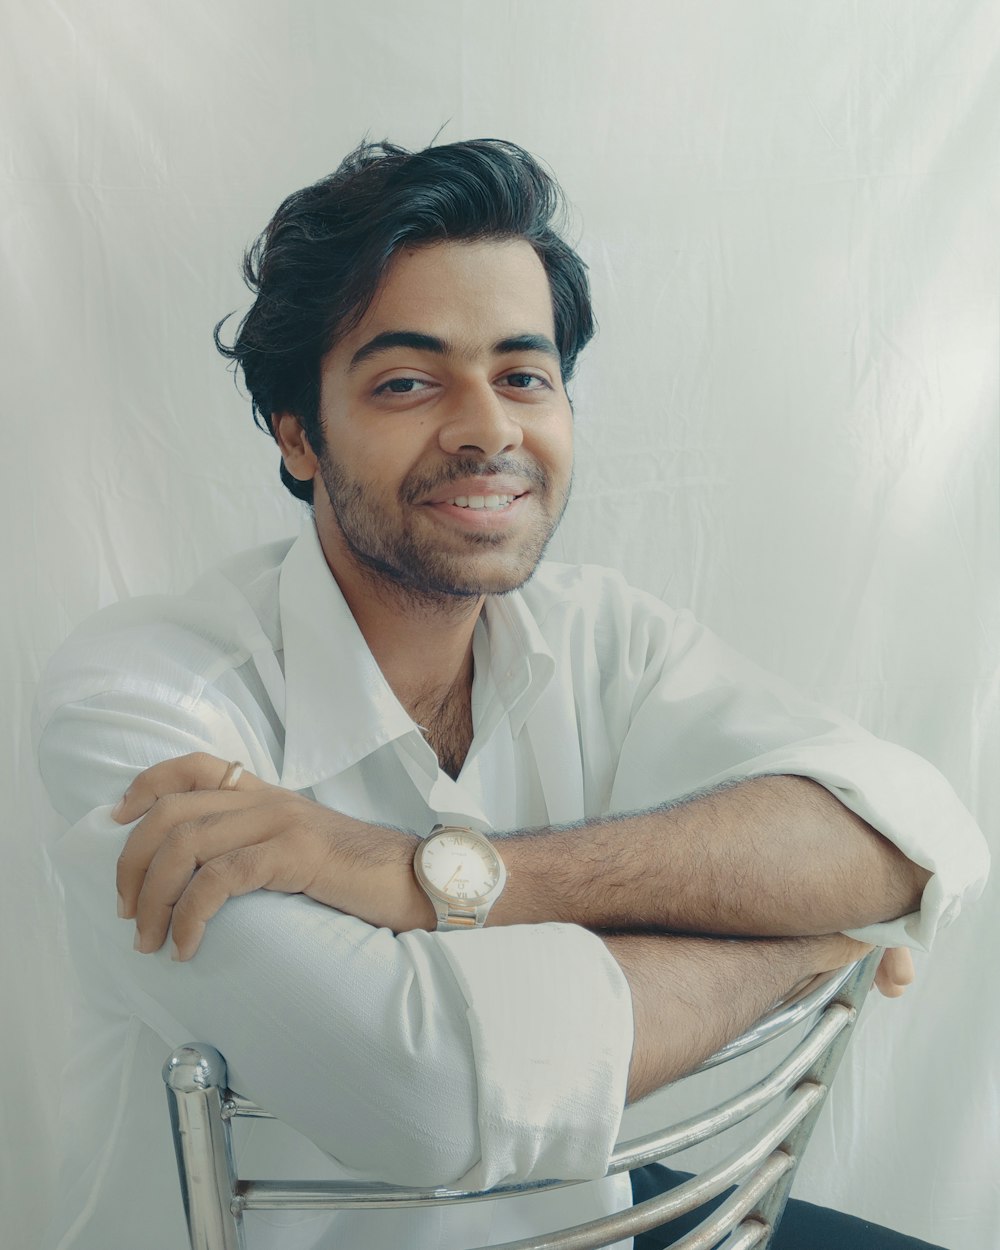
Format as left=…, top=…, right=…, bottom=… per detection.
left=413, top=824, right=507, bottom=931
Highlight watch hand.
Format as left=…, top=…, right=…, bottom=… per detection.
left=443, top=866, right=464, bottom=889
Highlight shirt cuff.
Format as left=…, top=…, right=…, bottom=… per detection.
left=433, top=922, right=633, bottom=1190
left=736, top=738, right=990, bottom=952
left=842, top=870, right=965, bottom=950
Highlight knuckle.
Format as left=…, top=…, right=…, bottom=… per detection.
left=268, top=794, right=298, bottom=822
left=164, top=817, right=199, bottom=848
left=189, top=751, right=224, bottom=782
left=198, top=855, right=231, bottom=884
left=149, top=792, right=182, bottom=819
left=192, top=847, right=263, bottom=901
left=200, top=849, right=256, bottom=888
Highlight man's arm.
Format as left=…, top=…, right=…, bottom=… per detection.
left=104, top=755, right=878, bottom=1109
left=107, top=757, right=876, bottom=1107
left=38, top=710, right=639, bottom=1191
left=604, top=931, right=873, bottom=1102
left=485, top=775, right=930, bottom=937
left=113, top=760, right=919, bottom=954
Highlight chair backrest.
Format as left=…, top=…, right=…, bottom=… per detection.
left=163, top=950, right=881, bottom=1250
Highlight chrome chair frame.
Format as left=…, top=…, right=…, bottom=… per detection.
left=164, top=950, right=880, bottom=1250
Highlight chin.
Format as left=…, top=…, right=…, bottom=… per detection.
left=398, top=549, right=548, bottom=600
left=421, top=565, right=542, bottom=599
left=439, top=547, right=551, bottom=597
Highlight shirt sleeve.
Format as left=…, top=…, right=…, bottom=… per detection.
left=35, top=681, right=632, bottom=1191
left=605, top=595, right=990, bottom=951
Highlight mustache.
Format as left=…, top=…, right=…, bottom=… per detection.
left=400, top=455, right=548, bottom=503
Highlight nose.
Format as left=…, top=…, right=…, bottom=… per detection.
left=437, top=381, right=524, bottom=458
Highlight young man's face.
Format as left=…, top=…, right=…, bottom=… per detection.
left=304, top=238, right=575, bottom=601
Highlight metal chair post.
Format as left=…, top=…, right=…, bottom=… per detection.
left=163, top=1044, right=245, bottom=1250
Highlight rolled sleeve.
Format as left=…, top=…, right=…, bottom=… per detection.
left=435, top=923, right=633, bottom=1190
left=738, top=735, right=989, bottom=950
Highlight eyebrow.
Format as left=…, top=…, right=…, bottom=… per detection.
left=346, top=330, right=561, bottom=372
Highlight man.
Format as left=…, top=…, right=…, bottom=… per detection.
left=35, top=139, right=988, bottom=1250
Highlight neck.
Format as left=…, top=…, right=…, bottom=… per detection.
left=351, top=576, right=482, bottom=714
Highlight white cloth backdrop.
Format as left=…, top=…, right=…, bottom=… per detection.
left=4, top=2, right=998, bottom=1247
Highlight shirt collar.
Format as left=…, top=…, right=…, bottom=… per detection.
left=479, top=587, right=555, bottom=736
left=278, top=521, right=414, bottom=790
left=277, top=518, right=555, bottom=791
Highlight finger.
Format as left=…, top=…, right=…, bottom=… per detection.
left=127, top=800, right=283, bottom=942
left=884, top=947, right=915, bottom=988
left=131, top=808, right=243, bottom=951
left=874, top=948, right=915, bottom=998
left=875, top=974, right=908, bottom=999
left=877, top=946, right=914, bottom=985
left=118, top=791, right=242, bottom=919
left=111, top=752, right=263, bottom=825
left=168, top=846, right=278, bottom=961
left=874, top=964, right=897, bottom=996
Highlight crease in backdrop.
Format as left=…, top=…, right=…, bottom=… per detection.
left=3, top=2, right=998, bottom=1247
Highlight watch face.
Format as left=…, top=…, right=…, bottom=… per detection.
left=420, top=832, right=501, bottom=904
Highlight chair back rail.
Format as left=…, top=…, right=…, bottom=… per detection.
left=163, top=950, right=881, bottom=1250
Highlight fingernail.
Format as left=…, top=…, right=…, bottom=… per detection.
left=111, top=796, right=126, bottom=821
left=133, top=930, right=144, bottom=953
left=117, top=893, right=126, bottom=919
left=170, top=942, right=181, bottom=962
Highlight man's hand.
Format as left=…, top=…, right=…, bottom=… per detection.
left=113, top=752, right=426, bottom=961
left=780, top=946, right=915, bottom=1005
left=873, top=946, right=916, bottom=998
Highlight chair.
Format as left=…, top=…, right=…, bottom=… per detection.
left=164, top=949, right=881, bottom=1250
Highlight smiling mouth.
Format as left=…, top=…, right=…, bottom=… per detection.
left=444, top=493, right=522, bottom=510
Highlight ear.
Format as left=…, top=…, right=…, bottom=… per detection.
left=272, top=412, right=319, bottom=481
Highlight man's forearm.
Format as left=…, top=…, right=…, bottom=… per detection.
left=108, top=755, right=929, bottom=950
left=605, top=930, right=872, bottom=1102
left=486, top=776, right=929, bottom=937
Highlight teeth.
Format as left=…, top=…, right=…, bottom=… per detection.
left=449, top=494, right=514, bottom=510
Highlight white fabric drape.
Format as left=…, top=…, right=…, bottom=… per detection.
left=5, top=3, right=997, bottom=1248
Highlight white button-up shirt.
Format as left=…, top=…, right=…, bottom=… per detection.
left=34, top=519, right=989, bottom=1250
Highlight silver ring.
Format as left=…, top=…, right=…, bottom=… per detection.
left=218, top=760, right=245, bottom=791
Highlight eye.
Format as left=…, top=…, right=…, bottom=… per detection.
left=502, top=372, right=550, bottom=390
left=372, top=377, right=432, bottom=397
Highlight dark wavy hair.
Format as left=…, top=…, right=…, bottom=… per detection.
left=215, top=137, right=596, bottom=503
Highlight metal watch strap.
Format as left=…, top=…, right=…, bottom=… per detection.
left=435, top=905, right=481, bottom=931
